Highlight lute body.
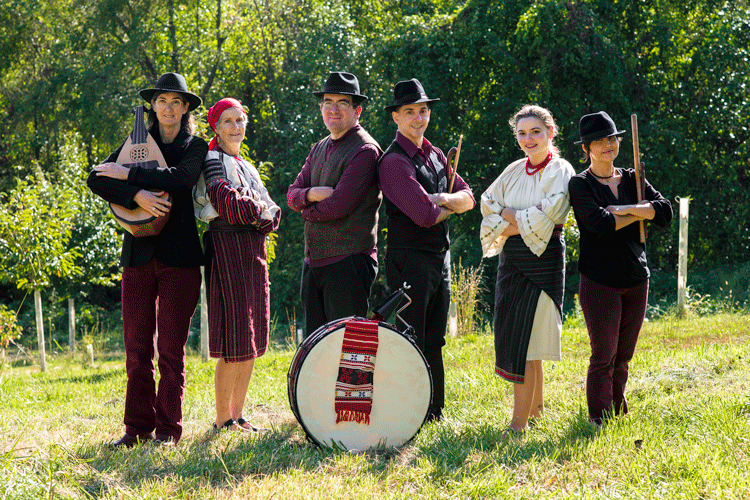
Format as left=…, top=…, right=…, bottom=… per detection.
left=109, top=106, right=171, bottom=237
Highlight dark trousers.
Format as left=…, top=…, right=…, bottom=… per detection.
left=386, top=249, right=450, bottom=417
left=300, top=254, right=377, bottom=338
left=579, top=274, right=649, bottom=424
left=121, top=259, right=201, bottom=441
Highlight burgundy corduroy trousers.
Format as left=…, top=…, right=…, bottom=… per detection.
left=579, top=274, right=649, bottom=424
left=121, top=259, right=201, bottom=442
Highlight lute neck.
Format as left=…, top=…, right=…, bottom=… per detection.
left=130, top=106, right=148, bottom=144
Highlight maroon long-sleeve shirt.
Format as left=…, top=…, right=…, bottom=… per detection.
left=379, top=131, right=473, bottom=227
left=287, top=124, right=379, bottom=267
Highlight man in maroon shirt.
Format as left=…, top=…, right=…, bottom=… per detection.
left=287, top=72, right=382, bottom=338
left=379, top=78, right=475, bottom=421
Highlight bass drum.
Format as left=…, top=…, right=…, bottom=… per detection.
left=288, top=317, right=432, bottom=450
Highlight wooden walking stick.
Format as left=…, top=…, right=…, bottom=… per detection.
left=630, top=114, right=647, bottom=243
left=447, top=134, right=463, bottom=192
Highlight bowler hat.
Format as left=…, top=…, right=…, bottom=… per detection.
left=574, top=111, right=626, bottom=144
left=385, top=78, right=440, bottom=112
left=139, top=72, right=202, bottom=111
left=312, top=72, right=368, bottom=102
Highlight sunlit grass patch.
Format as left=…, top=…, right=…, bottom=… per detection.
left=0, top=313, right=749, bottom=498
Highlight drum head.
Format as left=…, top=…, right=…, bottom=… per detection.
left=289, top=322, right=432, bottom=450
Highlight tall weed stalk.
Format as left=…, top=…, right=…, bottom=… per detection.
left=451, top=261, right=484, bottom=336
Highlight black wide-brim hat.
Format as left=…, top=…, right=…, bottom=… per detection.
left=385, top=78, right=440, bottom=112
left=312, top=72, right=368, bottom=102
left=139, top=72, right=202, bottom=111
left=574, top=111, right=626, bottom=144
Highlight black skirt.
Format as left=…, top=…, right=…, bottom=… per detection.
left=493, top=231, right=565, bottom=383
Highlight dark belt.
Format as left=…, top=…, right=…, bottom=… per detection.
left=208, top=219, right=255, bottom=232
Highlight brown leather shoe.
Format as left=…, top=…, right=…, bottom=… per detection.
left=109, top=433, right=153, bottom=448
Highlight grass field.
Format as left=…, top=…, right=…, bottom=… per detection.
left=1, top=312, right=749, bottom=499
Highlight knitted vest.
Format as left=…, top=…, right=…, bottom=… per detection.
left=304, top=127, right=383, bottom=260
left=381, top=140, right=450, bottom=252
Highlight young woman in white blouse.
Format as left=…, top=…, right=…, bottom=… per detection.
left=480, top=105, right=575, bottom=432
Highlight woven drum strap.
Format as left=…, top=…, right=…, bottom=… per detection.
left=334, top=320, right=380, bottom=424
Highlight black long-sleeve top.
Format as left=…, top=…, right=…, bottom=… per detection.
left=568, top=168, right=673, bottom=288
left=87, top=129, right=208, bottom=268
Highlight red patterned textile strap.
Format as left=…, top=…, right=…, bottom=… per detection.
left=334, top=320, right=380, bottom=424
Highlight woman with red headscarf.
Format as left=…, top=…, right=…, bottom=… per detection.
left=194, top=98, right=281, bottom=432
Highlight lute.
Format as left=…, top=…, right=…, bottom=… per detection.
left=109, top=106, right=171, bottom=237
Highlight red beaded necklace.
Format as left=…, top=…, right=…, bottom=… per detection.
left=525, top=152, right=553, bottom=176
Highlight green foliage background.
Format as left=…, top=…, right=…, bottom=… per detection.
left=0, top=0, right=748, bottom=341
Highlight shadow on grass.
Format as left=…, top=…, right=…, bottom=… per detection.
left=73, top=409, right=600, bottom=496
left=414, top=409, right=597, bottom=470
left=47, top=368, right=124, bottom=385
left=76, top=417, right=396, bottom=495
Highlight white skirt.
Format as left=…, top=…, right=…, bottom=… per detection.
left=525, top=290, right=562, bottom=361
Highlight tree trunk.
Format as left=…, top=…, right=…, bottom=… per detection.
left=167, top=0, right=180, bottom=72
left=68, top=297, right=76, bottom=355
left=34, top=289, right=47, bottom=372
left=200, top=0, right=224, bottom=99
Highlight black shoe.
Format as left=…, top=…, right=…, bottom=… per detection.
left=426, top=411, right=443, bottom=423
left=212, top=418, right=238, bottom=433
left=153, top=434, right=176, bottom=447
left=109, top=433, right=152, bottom=448
left=237, top=417, right=270, bottom=433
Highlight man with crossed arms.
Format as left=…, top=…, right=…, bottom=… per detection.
left=379, top=78, right=475, bottom=422
left=287, top=72, right=382, bottom=338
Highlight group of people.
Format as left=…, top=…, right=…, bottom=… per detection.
left=88, top=73, right=281, bottom=446
left=288, top=73, right=475, bottom=423
left=87, top=69, right=671, bottom=448
left=481, top=107, right=672, bottom=431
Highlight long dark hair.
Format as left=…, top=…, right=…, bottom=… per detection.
left=146, top=91, right=197, bottom=136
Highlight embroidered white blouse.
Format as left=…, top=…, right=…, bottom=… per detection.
left=194, top=150, right=280, bottom=224
left=480, top=156, right=575, bottom=258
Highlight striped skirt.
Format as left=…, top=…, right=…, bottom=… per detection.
left=205, top=226, right=270, bottom=362
left=494, top=232, right=565, bottom=383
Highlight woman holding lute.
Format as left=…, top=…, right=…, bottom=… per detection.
left=194, top=98, right=280, bottom=433
left=568, top=111, right=672, bottom=426
left=87, top=72, right=208, bottom=447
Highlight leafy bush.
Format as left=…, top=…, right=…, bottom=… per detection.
left=0, top=304, right=21, bottom=351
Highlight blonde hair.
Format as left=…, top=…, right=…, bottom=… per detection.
left=508, top=104, right=559, bottom=156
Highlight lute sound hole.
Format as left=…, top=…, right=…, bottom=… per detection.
left=130, top=146, right=149, bottom=162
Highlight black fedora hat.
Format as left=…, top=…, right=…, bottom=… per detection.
left=574, top=111, right=626, bottom=144
left=139, top=72, right=202, bottom=111
left=385, top=78, right=440, bottom=112
left=312, top=72, right=368, bottom=102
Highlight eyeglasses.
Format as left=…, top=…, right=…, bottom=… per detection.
left=321, top=100, right=353, bottom=111
left=153, top=97, right=186, bottom=110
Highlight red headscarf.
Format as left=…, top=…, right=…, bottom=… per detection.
left=207, top=97, right=244, bottom=151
